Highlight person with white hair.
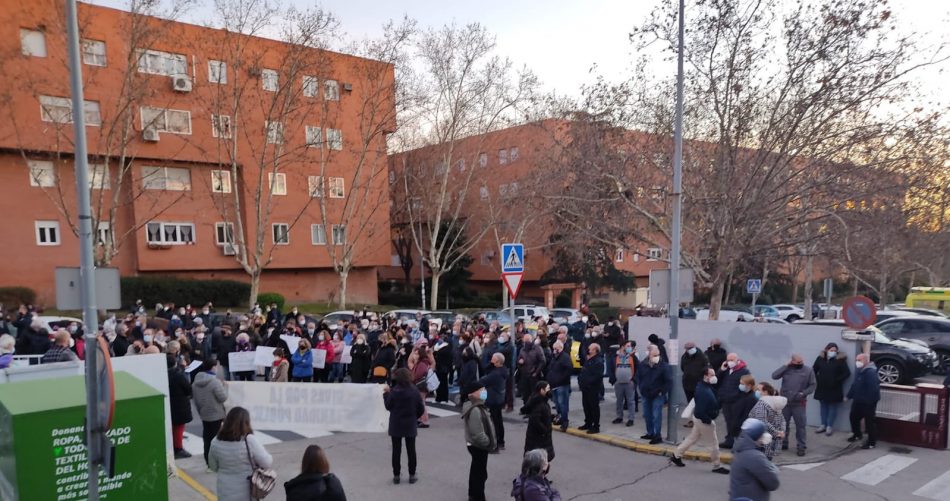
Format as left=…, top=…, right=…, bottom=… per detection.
left=231, top=332, right=255, bottom=381
left=510, top=449, right=560, bottom=501
left=0, top=333, right=16, bottom=368
left=41, top=330, right=78, bottom=364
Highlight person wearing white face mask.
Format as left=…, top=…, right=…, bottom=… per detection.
left=813, top=342, right=851, bottom=437
left=680, top=341, right=709, bottom=428
left=461, top=382, right=496, bottom=501
left=771, top=354, right=817, bottom=457
left=611, top=340, right=638, bottom=427
left=846, top=353, right=880, bottom=449
left=670, top=368, right=730, bottom=474
left=637, top=345, right=672, bottom=444
left=730, top=419, right=781, bottom=500
left=717, top=352, right=751, bottom=449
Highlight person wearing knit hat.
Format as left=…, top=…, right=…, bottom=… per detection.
left=730, top=418, right=781, bottom=500
left=461, top=380, right=495, bottom=501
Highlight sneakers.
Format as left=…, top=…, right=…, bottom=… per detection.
left=417, top=422, right=430, bottom=429
left=712, top=467, right=730, bottom=475
left=847, top=435, right=863, bottom=443
left=861, top=442, right=876, bottom=450
left=173, top=449, right=192, bottom=459
left=612, top=418, right=623, bottom=424
left=579, top=424, right=590, bottom=431
left=641, top=433, right=654, bottom=440
left=718, top=441, right=734, bottom=449
left=393, top=477, right=400, bottom=485
left=669, top=455, right=685, bottom=467
left=649, top=437, right=663, bottom=445
left=626, top=420, right=634, bottom=427
left=586, top=427, right=600, bottom=434
left=408, top=475, right=418, bottom=484
left=815, top=426, right=826, bottom=434
left=797, top=449, right=806, bottom=457
left=560, top=423, right=568, bottom=432
left=825, top=428, right=834, bottom=437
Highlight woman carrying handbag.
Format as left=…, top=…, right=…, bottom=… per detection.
left=209, top=407, right=276, bottom=500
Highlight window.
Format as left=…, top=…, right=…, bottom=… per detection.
left=136, top=49, right=187, bottom=76
left=499, top=184, right=509, bottom=197
left=302, top=76, right=317, bottom=97
left=331, top=224, right=346, bottom=245
left=310, top=224, right=326, bottom=245
left=35, top=220, right=60, bottom=245
left=268, top=173, right=286, bottom=195
left=647, top=248, right=662, bottom=261
left=391, top=255, right=402, bottom=266
left=27, top=160, right=55, bottom=187
left=81, top=39, right=106, bottom=66
left=633, top=253, right=640, bottom=263
left=20, top=29, right=47, bottom=57
left=208, top=60, right=227, bottom=84
left=89, top=163, right=110, bottom=190
left=324, top=80, right=339, bottom=101
left=328, top=177, right=344, bottom=198
left=410, top=197, right=422, bottom=211
left=326, top=128, right=343, bottom=150
left=141, top=166, right=192, bottom=191
left=498, top=149, right=508, bottom=165
left=457, top=159, right=466, bottom=172
left=40, top=96, right=101, bottom=126
left=265, top=121, right=283, bottom=144
left=479, top=186, right=489, bottom=200
left=509, top=147, right=519, bottom=161
left=140, top=106, right=191, bottom=134
left=272, top=223, right=289, bottom=244
left=96, top=222, right=111, bottom=245
left=209, top=114, right=231, bottom=139
left=615, top=248, right=624, bottom=262
left=305, top=126, right=322, bottom=148
left=261, top=69, right=278, bottom=91
left=211, top=170, right=231, bottom=193
left=478, top=152, right=488, bottom=167
left=214, top=222, right=234, bottom=245
left=388, top=170, right=396, bottom=185
left=509, top=182, right=519, bottom=195
left=146, top=222, right=194, bottom=245
left=307, top=176, right=324, bottom=197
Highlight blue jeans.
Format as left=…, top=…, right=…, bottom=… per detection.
left=329, top=363, right=345, bottom=381
left=820, top=401, right=839, bottom=429
left=642, top=395, right=665, bottom=437
left=552, top=386, right=571, bottom=423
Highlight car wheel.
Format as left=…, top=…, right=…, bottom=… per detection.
left=786, top=315, right=800, bottom=322
left=876, top=359, right=904, bottom=384
left=935, top=351, right=950, bottom=375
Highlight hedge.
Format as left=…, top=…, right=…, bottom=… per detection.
left=120, top=276, right=251, bottom=309
left=257, top=292, right=286, bottom=311
left=0, top=286, right=37, bottom=307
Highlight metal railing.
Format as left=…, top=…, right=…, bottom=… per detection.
left=876, top=383, right=948, bottom=450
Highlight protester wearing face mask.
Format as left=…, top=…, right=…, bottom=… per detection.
left=291, top=339, right=314, bottom=382
left=705, top=338, right=727, bottom=374
left=717, top=352, right=751, bottom=449
left=231, top=333, right=256, bottom=381
left=546, top=341, right=574, bottom=432
left=730, top=419, right=781, bottom=500
left=511, top=449, right=560, bottom=501
left=578, top=343, right=604, bottom=434
left=680, top=341, right=709, bottom=428
left=747, top=382, right=787, bottom=460
left=522, top=381, right=555, bottom=463
left=459, top=381, right=495, bottom=501
left=371, top=334, right=398, bottom=384
left=477, top=353, right=508, bottom=452
left=637, top=345, right=671, bottom=444
left=670, top=368, right=731, bottom=474
left=846, top=353, right=880, bottom=449
left=813, top=343, right=851, bottom=437
left=269, top=348, right=289, bottom=382
left=771, top=354, right=816, bottom=457
left=349, top=334, right=372, bottom=384
left=728, top=374, right=759, bottom=448
left=311, top=331, right=335, bottom=383
left=518, top=333, right=546, bottom=407
left=611, top=340, right=638, bottom=427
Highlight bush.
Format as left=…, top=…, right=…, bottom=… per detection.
left=257, top=292, right=285, bottom=311
left=120, top=276, right=251, bottom=309
left=0, top=286, right=37, bottom=307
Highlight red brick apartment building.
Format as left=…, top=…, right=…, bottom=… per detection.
left=384, top=120, right=667, bottom=307
left=0, top=1, right=394, bottom=306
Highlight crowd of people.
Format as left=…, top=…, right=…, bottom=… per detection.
left=1, top=300, right=900, bottom=501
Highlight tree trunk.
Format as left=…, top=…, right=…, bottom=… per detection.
left=248, top=270, right=262, bottom=309
left=791, top=279, right=799, bottom=305
left=804, top=254, right=814, bottom=320
left=708, top=276, right=725, bottom=320
left=723, top=273, right=733, bottom=307
left=402, top=265, right=413, bottom=293
left=338, top=269, right=349, bottom=309
left=429, top=270, right=442, bottom=311
left=878, top=269, right=888, bottom=309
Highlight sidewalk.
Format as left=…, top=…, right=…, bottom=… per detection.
left=555, top=379, right=857, bottom=466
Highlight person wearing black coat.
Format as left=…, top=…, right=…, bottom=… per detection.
left=284, top=444, right=347, bottom=501
left=680, top=342, right=710, bottom=407
left=458, top=347, right=479, bottom=405
left=349, top=335, right=372, bottom=384
left=728, top=374, right=759, bottom=450
left=213, top=328, right=237, bottom=380
left=478, top=354, right=509, bottom=451
left=813, top=343, right=851, bottom=436
left=546, top=341, right=574, bottom=431
left=717, top=355, right=751, bottom=448
left=705, top=339, right=727, bottom=376
left=383, top=368, right=426, bottom=484
left=433, top=336, right=454, bottom=402
left=371, top=337, right=397, bottom=383
left=647, top=334, right=669, bottom=364
left=521, top=381, right=555, bottom=461
left=577, top=344, right=605, bottom=433
left=167, top=354, right=193, bottom=459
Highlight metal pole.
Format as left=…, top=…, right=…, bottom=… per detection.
left=420, top=221, right=426, bottom=309
left=666, top=0, right=686, bottom=444
left=65, top=0, right=102, bottom=498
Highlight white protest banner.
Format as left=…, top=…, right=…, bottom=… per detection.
left=280, top=335, right=300, bottom=349
left=228, top=352, right=257, bottom=372
left=253, top=347, right=276, bottom=366
left=312, top=348, right=327, bottom=369
left=340, top=345, right=352, bottom=364
left=184, top=360, right=202, bottom=373
left=225, top=381, right=387, bottom=434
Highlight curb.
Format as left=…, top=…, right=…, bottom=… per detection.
left=555, top=426, right=734, bottom=464
left=175, top=467, right=217, bottom=501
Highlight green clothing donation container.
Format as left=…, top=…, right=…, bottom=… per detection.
left=0, top=372, right=168, bottom=500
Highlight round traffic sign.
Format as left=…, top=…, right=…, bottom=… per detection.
left=842, top=296, right=877, bottom=330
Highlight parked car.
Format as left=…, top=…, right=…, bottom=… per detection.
left=678, top=307, right=698, bottom=319
left=34, top=316, right=83, bottom=332
left=470, top=310, right=514, bottom=324
left=796, top=320, right=938, bottom=384
left=753, top=305, right=781, bottom=319
left=694, top=308, right=754, bottom=322
left=876, top=316, right=950, bottom=373
left=763, top=317, right=789, bottom=325
left=873, top=309, right=918, bottom=324
left=382, top=309, right=430, bottom=324
left=771, top=304, right=805, bottom=322
left=550, top=308, right=582, bottom=325
left=510, top=305, right=551, bottom=323
left=893, top=307, right=948, bottom=318
left=426, top=311, right=469, bottom=328
left=320, top=310, right=359, bottom=330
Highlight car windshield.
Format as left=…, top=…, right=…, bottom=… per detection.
left=874, top=330, right=893, bottom=343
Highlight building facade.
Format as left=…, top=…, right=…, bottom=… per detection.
left=0, top=1, right=394, bottom=306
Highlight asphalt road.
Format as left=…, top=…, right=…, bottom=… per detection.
left=173, top=402, right=950, bottom=501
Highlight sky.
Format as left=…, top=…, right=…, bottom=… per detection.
left=90, top=0, right=950, bottom=101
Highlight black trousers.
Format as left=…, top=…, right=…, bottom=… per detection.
left=201, top=419, right=222, bottom=465
left=582, top=389, right=600, bottom=428
left=436, top=371, right=449, bottom=402
left=489, top=404, right=505, bottom=447
left=467, top=445, right=489, bottom=501
left=721, top=402, right=736, bottom=443
left=391, top=436, right=417, bottom=476
left=850, top=401, right=878, bottom=444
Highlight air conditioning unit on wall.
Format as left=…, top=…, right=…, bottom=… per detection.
left=172, top=76, right=192, bottom=92
left=142, top=127, right=160, bottom=142
left=222, top=243, right=237, bottom=256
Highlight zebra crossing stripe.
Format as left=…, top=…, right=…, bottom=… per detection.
left=913, top=470, right=950, bottom=500
left=840, top=454, right=918, bottom=486
left=784, top=462, right=825, bottom=471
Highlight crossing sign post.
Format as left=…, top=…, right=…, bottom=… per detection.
left=747, top=279, right=762, bottom=311
left=501, top=243, right=524, bottom=300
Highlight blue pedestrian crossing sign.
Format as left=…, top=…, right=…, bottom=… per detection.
left=746, top=279, right=762, bottom=294
left=501, top=243, right=524, bottom=273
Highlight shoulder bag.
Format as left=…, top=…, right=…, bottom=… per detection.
left=245, top=436, right=277, bottom=498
